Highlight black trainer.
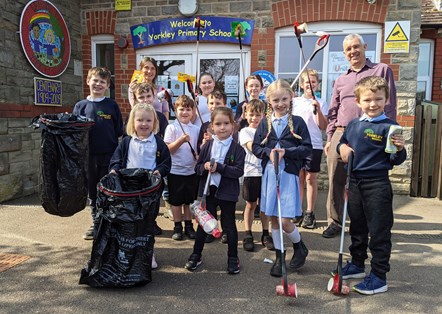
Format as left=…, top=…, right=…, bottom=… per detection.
left=221, top=233, right=228, bottom=244
left=301, top=212, right=316, bottom=229
left=243, top=234, right=254, bottom=251
left=322, top=223, right=341, bottom=238
left=205, top=234, right=215, bottom=243
left=227, top=256, right=240, bottom=274
left=185, top=253, right=202, bottom=271
left=172, top=226, right=183, bottom=241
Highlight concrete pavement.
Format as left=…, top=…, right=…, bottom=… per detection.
left=0, top=191, right=441, bottom=314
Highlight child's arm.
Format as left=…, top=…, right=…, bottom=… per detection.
left=312, top=100, right=328, bottom=130
left=283, top=117, right=312, bottom=160
left=109, top=140, right=125, bottom=172
left=166, top=133, right=191, bottom=154
left=336, top=128, right=354, bottom=163
left=195, top=142, right=210, bottom=176
left=252, top=121, right=272, bottom=159
left=154, top=136, right=172, bottom=178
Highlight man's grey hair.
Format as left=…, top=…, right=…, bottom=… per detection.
left=343, top=34, right=365, bottom=49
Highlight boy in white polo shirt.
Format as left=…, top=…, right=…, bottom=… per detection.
left=164, top=95, right=200, bottom=241
left=292, top=69, right=328, bottom=229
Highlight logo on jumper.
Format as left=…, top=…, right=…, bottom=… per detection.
left=97, top=110, right=111, bottom=120
left=19, top=0, right=71, bottom=78
left=364, top=128, right=383, bottom=142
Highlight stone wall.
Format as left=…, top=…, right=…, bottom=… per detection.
left=0, top=118, right=41, bottom=202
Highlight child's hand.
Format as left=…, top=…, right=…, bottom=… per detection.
left=311, top=100, right=320, bottom=113
left=241, top=102, right=248, bottom=119
left=152, top=170, right=160, bottom=177
left=392, top=134, right=405, bottom=151
left=204, top=161, right=217, bottom=172
left=270, top=148, right=285, bottom=164
left=339, top=144, right=354, bottom=163
left=181, top=133, right=190, bottom=143
left=110, top=169, right=117, bottom=175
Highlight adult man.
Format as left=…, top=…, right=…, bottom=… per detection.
left=323, top=34, right=397, bottom=238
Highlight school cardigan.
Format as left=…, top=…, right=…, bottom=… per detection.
left=109, top=134, right=171, bottom=178
left=195, top=139, right=245, bottom=202
left=337, top=118, right=407, bottom=178
left=252, top=115, right=312, bottom=176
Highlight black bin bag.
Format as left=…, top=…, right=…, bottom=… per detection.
left=32, top=113, right=94, bottom=217
left=79, top=168, right=162, bottom=288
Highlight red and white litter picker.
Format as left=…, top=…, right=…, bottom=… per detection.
left=273, top=150, right=298, bottom=298
left=328, top=152, right=354, bottom=296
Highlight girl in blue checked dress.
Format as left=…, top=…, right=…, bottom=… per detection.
left=252, top=79, right=312, bottom=277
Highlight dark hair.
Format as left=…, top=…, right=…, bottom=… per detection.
left=174, top=94, right=195, bottom=109
left=244, top=74, right=264, bottom=88
left=208, top=89, right=227, bottom=104
left=139, top=56, right=159, bottom=85
left=210, top=107, right=234, bottom=125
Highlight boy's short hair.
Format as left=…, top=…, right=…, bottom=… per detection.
left=132, top=82, right=155, bottom=98
left=87, top=66, right=112, bottom=84
left=300, top=68, right=319, bottom=84
left=354, top=76, right=389, bottom=101
left=245, top=99, right=265, bottom=114
left=174, top=95, right=195, bottom=109
left=208, top=89, right=227, bottom=105
left=126, top=103, right=159, bottom=136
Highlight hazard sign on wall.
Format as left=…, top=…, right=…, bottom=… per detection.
left=384, top=21, right=410, bottom=54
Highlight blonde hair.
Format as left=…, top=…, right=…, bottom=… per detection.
left=300, top=68, right=319, bottom=84
left=261, top=79, right=302, bottom=145
left=354, top=76, right=389, bottom=101
left=210, top=107, right=234, bottom=125
left=126, top=103, right=159, bottom=136
left=87, top=66, right=112, bottom=84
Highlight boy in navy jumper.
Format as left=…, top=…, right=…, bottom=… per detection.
left=73, top=67, right=123, bottom=240
left=335, top=76, right=406, bottom=295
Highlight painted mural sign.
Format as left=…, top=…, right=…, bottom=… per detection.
left=34, top=77, right=62, bottom=106
left=19, top=0, right=71, bottom=78
left=130, top=16, right=254, bottom=49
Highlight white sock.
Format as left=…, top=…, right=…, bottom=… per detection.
left=286, top=228, right=301, bottom=244
left=272, top=228, right=282, bottom=251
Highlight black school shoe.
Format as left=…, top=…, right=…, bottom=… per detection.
left=185, top=253, right=202, bottom=271
left=221, top=233, right=228, bottom=244
left=184, top=225, right=196, bottom=239
left=172, top=226, right=184, bottom=241
left=243, top=234, right=254, bottom=251
left=227, top=257, right=240, bottom=274
left=261, top=235, right=275, bottom=250
left=322, top=223, right=341, bottom=238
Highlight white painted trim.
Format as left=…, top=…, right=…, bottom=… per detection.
left=91, top=34, right=114, bottom=67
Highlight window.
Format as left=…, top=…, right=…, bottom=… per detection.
left=91, top=35, right=115, bottom=99
left=417, top=39, right=434, bottom=101
left=275, top=22, right=382, bottom=104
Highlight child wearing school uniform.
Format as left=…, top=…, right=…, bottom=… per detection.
left=185, top=107, right=245, bottom=274
left=109, top=103, right=171, bottom=269
left=164, top=95, right=200, bottom=241
left=252, top=79, right=312, bottom=277
left=292, top=69, right=328, bottom=229
left=334, top=76, right=406, bottom=295
left=239, top=99, right=274, bottom=252
left=73, top=67, right=123, bottom=240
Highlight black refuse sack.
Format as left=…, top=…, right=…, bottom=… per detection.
left=32, top=113, right=94, bottom=217
left=79, top=168, right=162, bottom=288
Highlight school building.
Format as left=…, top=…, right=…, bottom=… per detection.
left=0, top=0, right=440, bottom=202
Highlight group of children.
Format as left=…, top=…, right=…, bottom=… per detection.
left=74, top=64, right=406, bottom=295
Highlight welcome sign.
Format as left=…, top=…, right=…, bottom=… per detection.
left=130, top=16, right=254, bottom=49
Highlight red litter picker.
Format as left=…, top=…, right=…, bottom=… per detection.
left=273, top=150, right=298, bottom=298
left=328, top=152, right=353, bottom=296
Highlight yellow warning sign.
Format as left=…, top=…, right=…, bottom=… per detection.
left=386, top=22, right=408, bottom=42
